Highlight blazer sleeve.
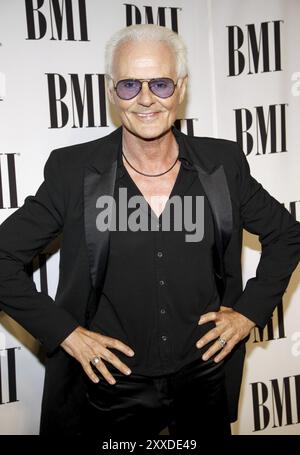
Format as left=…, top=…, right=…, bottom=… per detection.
left=231, top=145, right=300, bottom=328
left=0, top=150, right=80, bottom=354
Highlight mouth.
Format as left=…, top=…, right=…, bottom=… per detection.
left=134, top=112, right=160, bottom=120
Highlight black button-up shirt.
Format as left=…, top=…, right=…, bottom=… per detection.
left=89, top=135, right=220, bottom=376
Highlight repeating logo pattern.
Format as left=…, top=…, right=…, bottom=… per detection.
left=0, top=0, right=299, bottom=436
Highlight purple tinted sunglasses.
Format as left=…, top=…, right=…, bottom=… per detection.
left=113, top=78, right=177, bottom=100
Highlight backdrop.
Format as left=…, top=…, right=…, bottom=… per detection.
left=0, top=0, right=299, bottom=435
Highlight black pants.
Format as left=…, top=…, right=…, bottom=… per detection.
left=82, top=357, right=231, bottom=439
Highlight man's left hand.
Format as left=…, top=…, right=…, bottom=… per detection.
left=196, top=306, right=255, bottom=362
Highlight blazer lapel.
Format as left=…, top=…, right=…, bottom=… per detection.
left=196, top=164, right=232, bottom=252
left=83, top=127, right=122, bottom=290
left=194, top=164, right=233, bottom=280
left=84, top=162, right=117, bottom=289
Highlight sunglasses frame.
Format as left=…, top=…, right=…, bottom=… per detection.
left=113, top=77, right=178, bottom=100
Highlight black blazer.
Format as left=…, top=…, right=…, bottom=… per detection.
left=0, top=126, right=299, bottom=435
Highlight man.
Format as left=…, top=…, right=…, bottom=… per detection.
left=0, top=24, right=299, bottom=437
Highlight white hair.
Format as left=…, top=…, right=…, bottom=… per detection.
left=105, top=24, right=188, bottom=79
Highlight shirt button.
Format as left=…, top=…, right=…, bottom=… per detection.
left=157, top=251, right=163, bottom=258
left=160, top=308, right=166, bottom=314
left=159, top=280, right=165, bottom=286
left=161, top=335, right=168, bottom=341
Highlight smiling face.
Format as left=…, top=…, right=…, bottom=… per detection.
left=107, top=40, right=187, bottom=141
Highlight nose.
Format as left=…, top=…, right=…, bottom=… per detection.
left=137, top=81, right=155, bottom=106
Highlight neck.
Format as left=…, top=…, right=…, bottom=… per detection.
left=122, top=127, right=179, bottom=174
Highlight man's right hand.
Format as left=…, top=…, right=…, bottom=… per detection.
left=60, top=326, right=135, bottom=385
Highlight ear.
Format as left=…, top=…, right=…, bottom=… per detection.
left=106, top=77, right=116, bottom=105
left=178, top=75, right=188, bottom=104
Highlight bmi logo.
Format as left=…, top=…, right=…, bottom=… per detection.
left=227, top=20, right=283, bottom=76
left=251, top=375, right=300, bottom=431
left=25, top=0, right=89, bottom=41
left=234, top=103, right=287, bottom=155
left=46, top=73, right=107, bottom=128
left=124, top=3, right=181, bottom=32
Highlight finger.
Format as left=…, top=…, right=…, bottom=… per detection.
left=196, top=327, right=220, bottom=349
left=97, top=335, right=135, bottom=357
left=95, top=361, right=118, bottom=385
left=203, top=334, right=236, bottom=362
left=101, top=348, right=132, bottom=376
left=213, top=343, right=234, bottom=363
left=87, top=357, right=117, bottom=385
left=198, top=312, right=217, bottom=325
left=201, top=331, right=232, bottom=360
left=201, top=339, right=224, bottom=361
left=214, top=337, right=239, bottom=363
left=81, top=360, right=102, bottom=384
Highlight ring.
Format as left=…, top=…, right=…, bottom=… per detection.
left=91, top=356, right=100, bottom=366
left=218, top=337, right=227, bottom=348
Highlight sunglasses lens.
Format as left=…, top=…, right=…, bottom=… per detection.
left=115, top=78, right=176, bottom=99
left=116, top=80, right=141, bottom=100
left=149, top=78, right=175, bottom=98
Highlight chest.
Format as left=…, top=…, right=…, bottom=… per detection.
left=123, top=161, right=181, bottom=218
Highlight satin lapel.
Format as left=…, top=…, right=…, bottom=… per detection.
left=194, top=163, right=233, bottom=284
left=84, top=160, right=117, bottom=289
left=195, top=164, right=232, bottom=254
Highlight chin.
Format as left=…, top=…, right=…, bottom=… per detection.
left=128, top=124, right=171, bottom=141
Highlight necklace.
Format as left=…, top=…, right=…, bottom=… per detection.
left=122, top=151, right=179, bottom=177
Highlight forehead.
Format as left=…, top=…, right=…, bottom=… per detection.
left=113, top=40, right=177, bottom=78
